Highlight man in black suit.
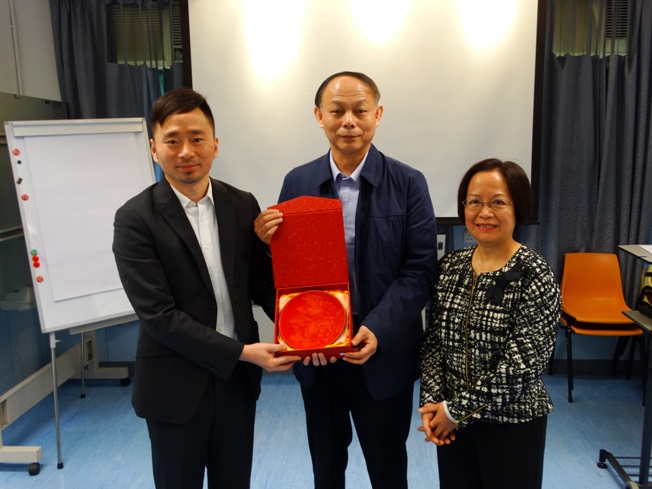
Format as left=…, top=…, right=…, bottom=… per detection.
left=113, top=87, right=299, bottom=489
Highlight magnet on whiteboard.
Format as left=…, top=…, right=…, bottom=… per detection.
left=36, top=276, right=44, bottom=283
left=21, top=194, right=29, bottom=200
left=12, top=148, right=20, bottom=156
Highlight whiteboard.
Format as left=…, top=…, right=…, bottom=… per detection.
left=188, top=0, right=543, bottom=220
left=4, top=118, right=155, bottom=333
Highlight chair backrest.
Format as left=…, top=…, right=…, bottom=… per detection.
left=561, top=252, right=630, bottom=324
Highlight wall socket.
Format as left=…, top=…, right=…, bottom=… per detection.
left=436, top=234, right=446, bottom=260
left=463, top=228, right=476, bottom=243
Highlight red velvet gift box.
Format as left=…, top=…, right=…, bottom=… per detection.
left=269, top=196, right=353, bottom=357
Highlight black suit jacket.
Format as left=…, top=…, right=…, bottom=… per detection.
left=113, top=178, right=275, bottom=423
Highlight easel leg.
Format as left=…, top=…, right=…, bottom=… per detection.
left=80, top=331, right=86, bottom=398
left=49, top=332, right=63, bottom=469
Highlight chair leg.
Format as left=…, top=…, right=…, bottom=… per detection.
left=566, top=326, right=573, bottom=402
left=612, top=336, right=628, bottom=376
left=626, top=337, right=636, bottom=380
left=548, top=330, right=558, bottom=375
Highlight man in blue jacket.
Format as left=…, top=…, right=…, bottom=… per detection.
left=255, top=71, right=437, bottom=489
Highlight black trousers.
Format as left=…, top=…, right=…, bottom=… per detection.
left=436, top=415, right=548, bottom=489
left=146, top=363, right=256, bottom=489
left=300, top=360, right=414, bottom=489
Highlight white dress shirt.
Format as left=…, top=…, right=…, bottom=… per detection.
left=170, top=181, right=236, bottom=339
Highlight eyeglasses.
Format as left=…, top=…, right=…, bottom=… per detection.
left=462, top=199, right=513, bottom=211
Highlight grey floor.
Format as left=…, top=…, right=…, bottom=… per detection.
left=0, top=371, right=648, bottom=488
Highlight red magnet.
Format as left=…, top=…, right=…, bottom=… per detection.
left=36, top=276, right=44, bottom=283
left=12, top=148, right=20, bottom=156
left=21, top=194, right=29, bottom=201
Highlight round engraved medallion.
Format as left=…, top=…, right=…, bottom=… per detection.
left=279, top=291, right=347, bottom=350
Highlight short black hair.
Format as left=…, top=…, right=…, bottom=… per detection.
left=457, top=158, right=533, bottom=226
left=150, top=87, right=215, bottom=134
left=314, top=71, right=381, bottom=108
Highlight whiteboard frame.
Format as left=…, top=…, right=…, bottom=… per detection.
left=4, top=118, right=154, bottom=333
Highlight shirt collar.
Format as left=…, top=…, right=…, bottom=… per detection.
left=329, top=151, right=367, bottom=183
left=169, top=180, right=214, bottom=208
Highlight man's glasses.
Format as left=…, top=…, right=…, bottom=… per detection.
left=462, top=199, right=513, bottom=211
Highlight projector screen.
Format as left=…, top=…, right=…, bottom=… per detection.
left=188, top=0, right=543, bottom=221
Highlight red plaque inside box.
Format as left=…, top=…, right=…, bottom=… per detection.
left=269, top=196, right=353, bottom=356
left=279, top=291, right=347, bottom=349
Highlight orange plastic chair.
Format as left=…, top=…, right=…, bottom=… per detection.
left=553, top=252, right=645, bottom=402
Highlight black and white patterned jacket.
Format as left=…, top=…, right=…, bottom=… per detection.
left=420, top=245, right=561, bottom=427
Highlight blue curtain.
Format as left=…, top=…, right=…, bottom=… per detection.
left=49, top=0, right=184, bottom=181
left=520, top=0, right=652, bottom=304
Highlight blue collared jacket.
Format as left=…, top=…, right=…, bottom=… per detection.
left=279, top=144, right=438, bottom=399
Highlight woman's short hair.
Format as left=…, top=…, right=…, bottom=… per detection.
left=457, top=158, right=533, bottom=226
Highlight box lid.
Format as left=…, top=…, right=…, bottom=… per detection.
left=269, top=196, right=349, bottom=289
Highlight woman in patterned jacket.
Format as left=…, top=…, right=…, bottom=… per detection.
left=419, top=159, right=561, bottom=489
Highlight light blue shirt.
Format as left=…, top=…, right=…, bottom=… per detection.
left=329, top=152, right=367, bottom=315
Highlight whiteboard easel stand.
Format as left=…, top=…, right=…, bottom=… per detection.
left=3, top=117, right=152, bottom=472
left=0, top=322, right=132, bottom=475
left=48, top=316, right=135, bottom=468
